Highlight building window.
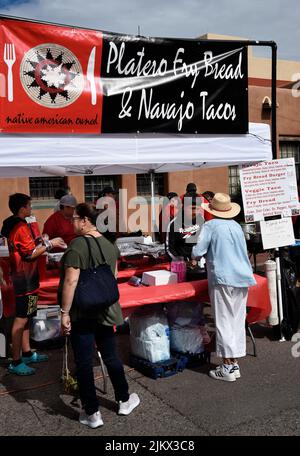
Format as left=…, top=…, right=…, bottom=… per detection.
left=136, top=173, right=165, bottom=196
left=280, top=140, right=300, bottom=180
left=29, top=177, right=66, bottom=200
left=228, top=166, right=240, bottom=196
left=84, top=175, right=119, bottom=202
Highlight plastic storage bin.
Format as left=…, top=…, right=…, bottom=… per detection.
left=30, top=306, right=61, bottom=342
left=129, top=353, right=187, bottom=379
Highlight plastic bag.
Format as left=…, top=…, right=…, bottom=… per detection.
left=166, top=301, right=206, bottom=354
left=30, top=313, right=61, bottom=341
left=170, top=326, right=205, bottom=354
left=129, top=306, right=170, bottom=363
left=166, top=301, right=205, bottom=327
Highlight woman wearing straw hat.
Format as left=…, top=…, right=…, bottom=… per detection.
left=192, top=193, right=256, bottom=382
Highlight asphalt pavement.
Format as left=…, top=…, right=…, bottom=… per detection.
left=1, top=318, right=300, bottom=438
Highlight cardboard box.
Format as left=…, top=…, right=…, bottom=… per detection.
left=142, top=270, right=178, bottom=286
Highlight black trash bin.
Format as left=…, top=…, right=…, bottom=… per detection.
left=280, top=253, right=300, bottom=340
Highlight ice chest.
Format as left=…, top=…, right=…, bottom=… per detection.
left=142, top=270, right=178, bottom=286
left=129, top=353, right=186, bottom=379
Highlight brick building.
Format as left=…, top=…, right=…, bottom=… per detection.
left=0, top=34, right=299, bottom=234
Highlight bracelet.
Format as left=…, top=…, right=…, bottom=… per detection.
left=44, top=239, right=53, bottom=252
left=60, top=309, right=69, bottom=314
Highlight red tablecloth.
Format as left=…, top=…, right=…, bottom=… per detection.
left=1, top=271, right=271, bottom=324
left=118, top=262, right=170, bottom=282
left=118, top=274, right=271, bottom=323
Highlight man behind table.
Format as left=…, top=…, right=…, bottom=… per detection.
left=43, top=194, right=78, bottom=250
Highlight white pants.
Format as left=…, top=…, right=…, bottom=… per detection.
left=209, top=284, right=248, bottom=359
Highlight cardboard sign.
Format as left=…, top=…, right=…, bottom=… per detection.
left=260, top=218, right=295, bottom=250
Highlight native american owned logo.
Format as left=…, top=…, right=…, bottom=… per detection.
left=20, top=43, right=84, bottom=108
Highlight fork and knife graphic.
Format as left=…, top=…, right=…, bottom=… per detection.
left=2, top=43, right=97, bottom=105
left=87, top=46, right=97, bottom=105
left=3, top=43, right=16, bottom=102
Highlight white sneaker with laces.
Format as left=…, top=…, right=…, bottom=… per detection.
left=209, top=365, right=236, bottom=382
left=232, top=364, right=241, bottom=379
left=79, top=410, right=104, bottom=428
left=118, top=393, right=140, bottom=415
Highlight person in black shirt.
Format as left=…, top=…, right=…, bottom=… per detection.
left=165, top=192, right=205, bottom=264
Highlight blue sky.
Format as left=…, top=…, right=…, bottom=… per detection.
left=0, top=0, right=299, bottom=61
left=0, top=0, right=31, bottom=7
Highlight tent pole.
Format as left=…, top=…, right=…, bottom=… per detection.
left=270, top=43, right=286, bottom=341
left=271, top=42, right=277, bottom=160
left=150, top=171, right=157, bottom=240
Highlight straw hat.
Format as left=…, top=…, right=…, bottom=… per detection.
left=202, top=193, right=241, bottom=219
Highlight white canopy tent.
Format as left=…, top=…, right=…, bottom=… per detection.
left=0, top=121, right=272, bottom=234
left=0, top=122, right=271, bottom=177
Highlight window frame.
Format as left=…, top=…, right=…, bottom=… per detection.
left=136, top=173, right=165, bottom=197
left=279, top=138, right=300, bottom=181
left=84, top=175, right=119, bottom=202
left=29, top=176, right=66, bottom=201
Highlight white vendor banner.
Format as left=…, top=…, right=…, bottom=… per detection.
left=240, top=158, right=300, bottom=222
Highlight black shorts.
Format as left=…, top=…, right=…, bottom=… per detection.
left=15, top=294, right=38, bottom=318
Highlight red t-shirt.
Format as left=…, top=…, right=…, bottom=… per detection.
left=43, top=211, right=76, bottom=247
left=180, top=193, right=213, bottom=221
left=8, top=221, right=39, bottom=296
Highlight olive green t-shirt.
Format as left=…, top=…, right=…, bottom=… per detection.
left=58, top=235, right=123, bottom=326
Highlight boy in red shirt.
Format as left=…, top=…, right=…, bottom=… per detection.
left=1, top=193, right=65, bottom=375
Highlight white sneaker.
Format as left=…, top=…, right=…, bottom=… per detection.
left=118, top=393, right=140, bottom=415
left=232, top=364, right=241, bottom=379
left=209, top=365, right=236, bottom=382
left=79, top=410, right=104, bottom=428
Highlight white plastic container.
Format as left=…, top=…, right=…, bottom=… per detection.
left=30, top=306, right=61, bottom=341
left=264, top=260, right=279, bottom=326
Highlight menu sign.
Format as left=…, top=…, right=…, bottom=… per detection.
left=240, top=158, right=300, bottom=222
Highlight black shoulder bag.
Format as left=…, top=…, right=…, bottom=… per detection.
left=73, top=235, right=120, bottom=315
